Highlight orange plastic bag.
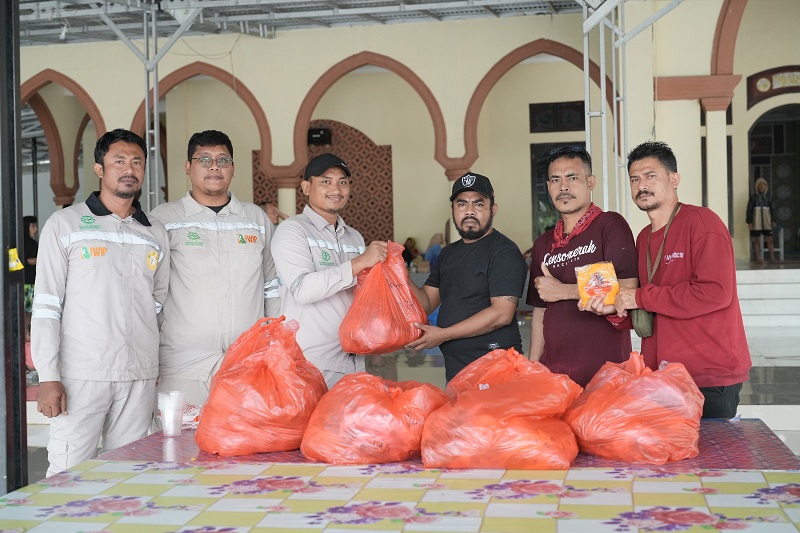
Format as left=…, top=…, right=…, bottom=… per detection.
left=576, top=261, right=619, bottom=306
left=421, top=374, right=582, bottom=469
left=195, top=317, right=328, bottom=457
left=301, top=373, right=448, bottom=464
left=445, top=347, right=550, bottom=398
left=339, top=241, right=427, bottom=355
left=564, top=351, right=704, bottom=464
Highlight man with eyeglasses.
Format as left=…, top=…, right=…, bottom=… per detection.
left=527, top=146, right=638, bottom=387
left=406, top=173, right=528, bottom=382
left=271, top=153, right=387, bottom=389
left=150, top=130, right=280, bottom=407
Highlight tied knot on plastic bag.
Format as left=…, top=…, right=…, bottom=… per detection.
left=564, top=351, right=704, bottom=464
left=339, top=241, right=427, bottom=355
left=195, top=317, right=328, bottom=457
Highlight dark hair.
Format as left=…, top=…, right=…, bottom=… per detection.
left=187, top=130, right=233, bottom=161
left=627, top=141, right=678, bottom=173
left=23, top=216, right=37, bottom=233
left=94, top=129, right=147, bottom=165
left=545, top=145, right=592, bottom=175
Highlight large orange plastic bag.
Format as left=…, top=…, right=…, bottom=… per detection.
left=576, top=261, right=620, bottom=306
left=195, top=317, right=328, bottom=457
left=301, top=373, right=448, bottom=464
left=445, top=347, right=550, bottom=398
left=421, top=375, right=581, bottom=469
left=339, top=241, right=427, bottom=355
left=564, top=351, right=704, bottom=464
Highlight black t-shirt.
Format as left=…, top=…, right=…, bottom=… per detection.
left=425, top=229, right=527, bottom=381
left=23, top=235, right=38, bottom=285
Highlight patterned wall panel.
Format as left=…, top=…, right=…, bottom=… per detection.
left=253, top=119, right=394, bottom=243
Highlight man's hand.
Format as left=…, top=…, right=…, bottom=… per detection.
left=351, top=241, right=388, bottom=276
left=534, top=263, right=574, bottom=302
left=406, top=323, right=450, bottom=351
left=614, top=287, right=639, bottom=316
left=37, top=381, right=68, bottom=418
left=579, top=294, right=619, bottom=316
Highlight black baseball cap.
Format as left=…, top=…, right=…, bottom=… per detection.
left=450, top=172, right=495, bottom=201
left=303, top=153, right=351, bottom=181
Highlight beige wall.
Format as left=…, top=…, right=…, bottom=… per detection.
left=19, top=2, right=800, bottom=258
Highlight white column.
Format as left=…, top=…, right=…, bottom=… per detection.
left=703, top=105, right=729, bottom=228
left=277, top=187, right=297, bottom=216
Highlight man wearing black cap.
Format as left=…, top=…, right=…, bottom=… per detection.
left=406, top=172, right=528, bottom=381
left=271, top=153, right=388, bottom=388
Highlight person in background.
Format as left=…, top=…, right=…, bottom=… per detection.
left=407, top=172, right=527, bottom=381
left=32, top=128, right=169, bottom=476
left=271, top=153, right=387, bottom=389
left=528, top=146, right=638, bottom=387
left=151, top=130, right=280, bottom=407
left=402, top=237, right=419, bottom=266
left=259, top=201, right=289, bottom=226
left=746, top=177, right=777, bottom=264
left=608, top=140, right=751, bottom=419
left=22, top=215, right=38, bottom=313
left=423, top=232, right=444, bottom=267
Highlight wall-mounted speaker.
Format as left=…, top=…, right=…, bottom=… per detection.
left=308, top=128, right=332, bottom=145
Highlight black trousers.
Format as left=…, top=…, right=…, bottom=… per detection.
left=699, top=383, right=743, bottom=419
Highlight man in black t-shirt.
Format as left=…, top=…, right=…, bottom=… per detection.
left=407, top=173, right=527, bottom=381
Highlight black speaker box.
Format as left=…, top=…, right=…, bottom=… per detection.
left=308, top=128, right=332, bottom=145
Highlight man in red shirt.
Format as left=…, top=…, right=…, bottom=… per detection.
left=610, top=141, right=751, bottom=419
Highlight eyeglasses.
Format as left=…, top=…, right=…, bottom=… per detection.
left=191, top=156, right=233, bottom=168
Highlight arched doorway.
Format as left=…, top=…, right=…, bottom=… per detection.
left=749, top=104, right=800, bottom=259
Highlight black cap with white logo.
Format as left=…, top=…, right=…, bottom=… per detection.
left=450, top=172, right=495, bottom=201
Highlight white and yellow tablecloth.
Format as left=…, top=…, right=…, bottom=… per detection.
left=2, top=459, right=800, bottom=532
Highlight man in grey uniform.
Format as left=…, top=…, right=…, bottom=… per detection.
left=271, top=153, right=387, bottom=388
left=151, top=130, right=280, bottom=406
left=32, top=129, right=169, bottom=476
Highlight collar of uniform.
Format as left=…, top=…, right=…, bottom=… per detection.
left=302, top=204, right=347, bottom=232
left=86, top=191, right=152, bottom=226
left=182, top=191, right=245, bottom=216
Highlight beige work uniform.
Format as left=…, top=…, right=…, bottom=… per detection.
left=31, top=193, right=169, bottom=476
left=150, top=192, right=280, bottom=406
left=270, top=206, right=366, bottom=388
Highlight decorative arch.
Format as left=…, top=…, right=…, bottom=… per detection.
left=711, top=0, right=748, bottom=75
left=20, top=69, right=106, bottom=206
left=282, top=51, right=447, bottom=185
left=26, top=94, right=71, bottom=205
left=460, top=38, right=615, bottom=178
left=130, top=61, right=271, bottom=172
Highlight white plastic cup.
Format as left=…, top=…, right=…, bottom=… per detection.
left=158, top=391, right=185, bottom=437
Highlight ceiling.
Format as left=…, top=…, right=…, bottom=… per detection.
left=17, top=0, right=587, bottom=165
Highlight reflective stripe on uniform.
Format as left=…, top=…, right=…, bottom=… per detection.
left=163, top=221, right=265, bottom=234
left=33, top=293, right=63, bottom=309
left=306, top=238, right=365, bottom=254
left=32, top=309, right=61, bottom=320
left=59, top=231, right=160, bottom=252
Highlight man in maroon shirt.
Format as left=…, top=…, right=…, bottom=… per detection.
left=611, top=141, right=751, bottom=419
left=527, top=146, right=638, bottom=387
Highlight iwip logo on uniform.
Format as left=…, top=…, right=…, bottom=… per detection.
left=237, top=234, right=258, bottom=244
left=80, top=246, right=107, bottom=259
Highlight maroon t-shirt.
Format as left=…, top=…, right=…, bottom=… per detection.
left=527, top=211, right=637, bottom=386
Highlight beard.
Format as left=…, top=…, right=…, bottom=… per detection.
left=635, top=190, right=661, bottom=212
left=454, top=212, right=494, bottom=240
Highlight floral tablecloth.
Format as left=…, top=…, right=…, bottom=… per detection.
left=2, top=419, right=799, bottom=532
left=2, top=460, right=800, bottom=532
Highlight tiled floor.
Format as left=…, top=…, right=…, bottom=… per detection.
left=24, top=310, right=800, bottom=484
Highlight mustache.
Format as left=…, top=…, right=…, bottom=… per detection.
left=636, top=191, right=654, bottom=200
left=556, top=193, right=576, bottom=201
left=461, top=216, right=479, bottom=225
